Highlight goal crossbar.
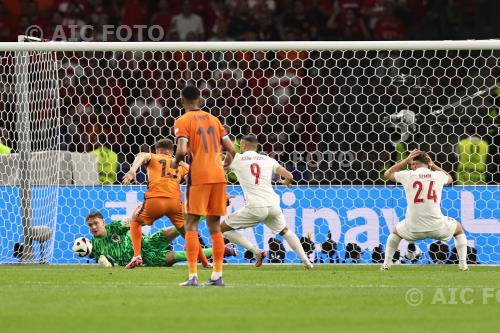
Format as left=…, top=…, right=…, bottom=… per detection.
left=3, top=40, right=500, bottom=52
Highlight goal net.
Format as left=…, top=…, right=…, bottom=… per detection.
left=0, top=41, right=498, bottom=265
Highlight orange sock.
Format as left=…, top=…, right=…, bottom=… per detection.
left=185, top=231, right=200, bottom=275
left=130, top=220, right=142, bottom=257
left=211, top=232, right=225, bottom=274
left=198, top=245, right=209, bottom=267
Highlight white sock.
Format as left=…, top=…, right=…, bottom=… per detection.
left=383, top=233, right=402, bottom=266
left=223, top=230, right=261, bottom=255
left=282, top=230, right=310, bottom=263
left=454, top=233, right=468, bottom=267
left=211, top=271, right=222, bottom=280
left=188, top=273, right=197, bottom=279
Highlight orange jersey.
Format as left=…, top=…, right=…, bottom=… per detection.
left=145, top=153, right=187, bottom=199
left=174, top=110, right=228, bottom=185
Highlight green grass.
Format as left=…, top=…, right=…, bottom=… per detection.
left=1, top=265, right=499, bottom=333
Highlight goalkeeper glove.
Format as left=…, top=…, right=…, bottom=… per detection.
left=98, top=255, right=114, bottom=268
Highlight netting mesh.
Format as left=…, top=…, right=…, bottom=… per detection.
left=0, top=50, right=60, bottom=263
left=0, top=46, right=498, bottom=264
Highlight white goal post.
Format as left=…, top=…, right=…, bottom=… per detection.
left=0, top=40, right=498, bottom=265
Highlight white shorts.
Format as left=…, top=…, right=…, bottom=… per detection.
left=395, top=216, right=459, bottom=243
left=226, top=205, right=287, bottom=234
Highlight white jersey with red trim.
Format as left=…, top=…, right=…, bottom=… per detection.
left=394, top=167, right=450, bottom=232
left=229, top=151, right=281, bottom=208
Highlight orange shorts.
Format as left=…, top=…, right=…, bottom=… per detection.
left=135, top=197, right=185, bottom=229
left=185, top=183, right=227, bottom=216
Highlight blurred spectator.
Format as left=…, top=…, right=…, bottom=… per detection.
left=87, top=122, right=118, bottom=185
left=121, top=0, right=149, bottom=28
left=227, top=0, right=259, bottom=40
left=372, top=1, right=407, bottom=40
left=170, top=0, right=205, bottom=41
left=282, top=0, right=317, bottom=40
left=327, top=7, right=370, bottom=40
left=0, top=127, right=11, bottom=154
left=0, top=2, right=11, bottom=42
left=205, top=0, right=230, bottom=35
left=361, top=0, right=387, bottom=29
left=150, top=0, right=173, bottom=29
left=456, top=125, right=489, bottom=185
left=87, top=0, right=113, bottom=25
left=60, top=2, right=86, bottom=27
left=248, top=0, right=276, bottom=12
left=208, top=20, right=234, bottom=41
left=128, top=88, right=162, bottom=118
left=256, top=9, right=280, bottom=41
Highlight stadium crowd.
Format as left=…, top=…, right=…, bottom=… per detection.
left=1, top=0, right=498, bottom=42
left=0, top=0, right=498, bottom=186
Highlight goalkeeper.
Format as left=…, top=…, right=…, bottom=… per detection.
left=85, top=211, right=237, bottom=267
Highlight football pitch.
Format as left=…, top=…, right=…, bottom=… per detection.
left=1, top=265, right=499, bottom=333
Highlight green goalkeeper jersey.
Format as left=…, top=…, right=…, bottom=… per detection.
left=91, top=220, right=174, bottom=266
left=91, top=220, right=134, bottom=266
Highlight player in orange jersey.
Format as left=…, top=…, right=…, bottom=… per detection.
left=122, top=138, right=210, bottom=269
left=172, top=85, right=236, bottom=286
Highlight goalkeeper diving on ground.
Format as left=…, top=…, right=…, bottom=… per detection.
left=75, top=211, right=237, bottom=267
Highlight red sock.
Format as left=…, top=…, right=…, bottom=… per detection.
left=211, top=232, right=224, bottom=273
left=185, top=231, right=200, bottom=275
left=130, top=220, right=142, bottom=257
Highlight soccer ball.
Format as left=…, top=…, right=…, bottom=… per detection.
left=72, top=237, right=92, bottom=257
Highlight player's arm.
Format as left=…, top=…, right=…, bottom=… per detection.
left=384, top=149, right=420, bottom=182
left=172, top=138, right=188, bottom=169
left=123, top=153, right=152, bottom=185
left=276, top=166, right=294, bottom=186
left=222, top=137, right=236, bottom=170
left=426, top=153, right=453, bottom=185
left=163, top=226, right=182, bottom=243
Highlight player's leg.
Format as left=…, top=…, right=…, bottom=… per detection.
left=221, top=208, right=265, bottom=266
left=265, top=206, right=313, bottom=269
left=202, top=183, right=228, bottom=286
left=167, top=244, right=237, bottom=266
left=205, top=215, right=225, bottom=286
left=437, top=217, right=469, bottom=271
left=179, top=183, right=211, bottom=286
left=453, top=223, right=469, bottom=271
left=127, top=198, right=167, bottom=268
left=167, top=199, right=210, bottom=267
left=126, top=202, right=152, bottom=268
left=381, top=231, right=402, bottom=270
left=166, top=248, right=213, bottom=266
left=179, top=213, right=201, bottom=286
left=381, top=220, right=409, bottom=270
left=162, top=226, right=181, bottom=243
